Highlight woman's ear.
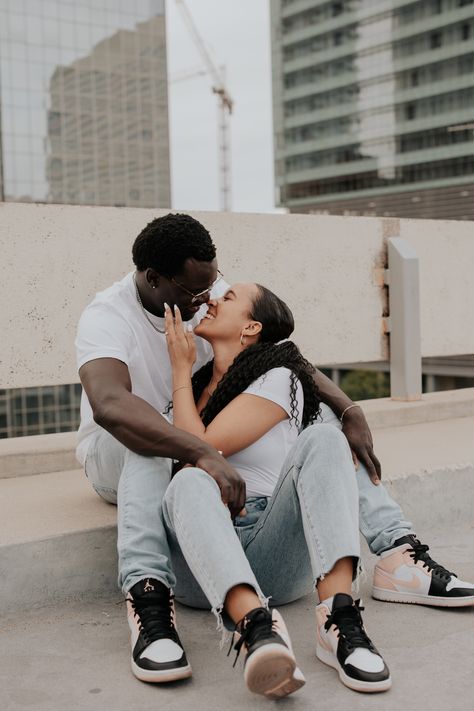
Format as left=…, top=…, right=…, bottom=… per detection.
left=243, top=320, right=262, bottom=338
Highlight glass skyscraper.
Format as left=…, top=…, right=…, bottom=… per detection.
left=271, top=0, right=474, bottom=219
left=0, top=0, right=170, bottom=208
left=0, top=0, right=170, bottom=438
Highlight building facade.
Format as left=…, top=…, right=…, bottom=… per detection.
left=0, top=0, right=170, bottom=208
left=0, top=1, right=170, bottom=437
left=271, top=0, right=474, bottom=219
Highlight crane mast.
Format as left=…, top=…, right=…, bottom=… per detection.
left=175, top=0, right=233, bottom=211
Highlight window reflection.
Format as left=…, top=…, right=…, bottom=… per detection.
left=0, top=0, right=169, bottom=207
left=275, top=0, right=474, bottom=216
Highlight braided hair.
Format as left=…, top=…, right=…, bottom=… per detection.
left=192, top=285, right=321, bottom=428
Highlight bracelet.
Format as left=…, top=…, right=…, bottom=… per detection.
left=172, top=385, right=192, bottom=396
left=340, top=404, right=361, bottom=424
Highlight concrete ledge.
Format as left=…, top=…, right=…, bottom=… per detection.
left=2, top=388, right=473, bottom=479
left=0, top=431, right=77, bottom=479
left=0, top=411, right=473, bottom=614
left=0, top=464, right=472, bottom=615
left=362, top=387, right=474, bottom=429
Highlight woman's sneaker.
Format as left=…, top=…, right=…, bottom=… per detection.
left=373, top=535, right=474, bottom=607
left=127, top=578, right=192, bottom=683
left=316, top=593, right=391, bottom=693
left=230, top=607, right=305, bottom=699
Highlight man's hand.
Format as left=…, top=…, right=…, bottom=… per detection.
left=342, top=406, right=381, bottom=485
left=195, top=450, right=246, bottom=519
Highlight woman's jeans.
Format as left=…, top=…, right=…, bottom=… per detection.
left=84, top=405, right=412, bottom=607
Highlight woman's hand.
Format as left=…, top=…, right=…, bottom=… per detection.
left=164, top=303, right=196, bottom=374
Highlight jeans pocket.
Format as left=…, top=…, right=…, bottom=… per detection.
left=234, top=497, right=268, bottom=527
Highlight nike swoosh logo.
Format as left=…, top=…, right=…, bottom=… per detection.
left=380, top=569, right=423, bottom=590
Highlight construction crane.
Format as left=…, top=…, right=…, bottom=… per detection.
left=175, top=0, right=234, bottom=212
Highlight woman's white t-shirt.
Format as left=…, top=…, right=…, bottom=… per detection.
left=225, top=367, right=304, bottom=498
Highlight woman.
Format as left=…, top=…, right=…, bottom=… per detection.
left=161, top=282, right=391, bottom=698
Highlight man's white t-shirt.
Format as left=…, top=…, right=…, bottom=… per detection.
left=75, top=272, right=228, bottom=466
left=76, top=274, right=304, bottom=499
left=225, top=367, right=303, bottom=498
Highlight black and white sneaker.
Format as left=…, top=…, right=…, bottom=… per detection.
left=373, top=535, right=474, bottom=607
left=127, top=578, right=192, bottom=683
left=230, top=607, right=305, bottom=699
left=316, top=593, right=391, bottom=693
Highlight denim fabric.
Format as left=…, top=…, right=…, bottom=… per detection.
left=84, top=405, right=413, bottom=600
left=318, top=404, right=413, bottom=554
left=163, top=423, right=361, bottom=612
left=84, top=429, right=175, bottom=593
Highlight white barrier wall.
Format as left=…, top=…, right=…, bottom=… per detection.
left=399, top=218, right=474, bottom=358
left=1, top=203, right=472, bottom=388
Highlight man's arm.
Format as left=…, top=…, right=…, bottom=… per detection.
left=313, top=368, right=381, bottom=484
left=79, top=358, right=246, bottom=515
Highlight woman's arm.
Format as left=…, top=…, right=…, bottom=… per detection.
left=174, top=387, right=288, bottom=456
left=165, top=305, right=289, bottom=456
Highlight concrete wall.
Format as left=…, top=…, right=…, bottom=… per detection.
left=0, top=202, right=472, bottom=388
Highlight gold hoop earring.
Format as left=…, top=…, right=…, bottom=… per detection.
left=240, top=333, right=246, bottom=346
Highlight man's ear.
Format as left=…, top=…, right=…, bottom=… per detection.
left=146, top=269, right=160, bottom=289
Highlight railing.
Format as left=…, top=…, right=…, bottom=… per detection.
left=1, top=203, right=473, bottom=401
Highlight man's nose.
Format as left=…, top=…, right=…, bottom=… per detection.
left=196, top=292, right=211, bottom=306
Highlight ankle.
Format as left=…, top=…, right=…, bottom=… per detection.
left=224, top=584, right=263, bottom=624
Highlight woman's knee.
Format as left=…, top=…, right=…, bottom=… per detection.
left=163, top=467, right=220, bottom=528
left=298, top=422, right=350, bottom=453
left=164, top=466, right=219, bottom=506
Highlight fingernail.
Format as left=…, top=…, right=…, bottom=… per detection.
left=164, top=302, right=170, bottom=311
left=174, top=303, right=179, bottom=312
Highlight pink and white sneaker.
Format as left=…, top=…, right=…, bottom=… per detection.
left=373, top=535, right=474, bottom=607
left=230, top=607, right=306, bottom=700
left=127, top=578, right=192, bottom=683
left=316, top=593, right=391, bottom=693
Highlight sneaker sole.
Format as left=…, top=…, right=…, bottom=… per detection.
left=131, top=659, right=193, bottom=683
left=316, top=646, right=391, bottom=693
left=372, top=586, right=474, bottom=607
left=244, top=643, right=305, bottom=699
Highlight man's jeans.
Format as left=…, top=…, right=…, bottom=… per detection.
left=84, top=405, right=412, bottom=603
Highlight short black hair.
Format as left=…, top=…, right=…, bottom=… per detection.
left=132, top=213, right=216, bottom=276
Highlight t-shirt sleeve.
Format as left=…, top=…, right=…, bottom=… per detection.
left=243, top=367, right=303, bottom=426
left=75, top=301, right=133, bottom=371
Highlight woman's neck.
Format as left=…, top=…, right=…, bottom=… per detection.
left=209, top=341, right=242, bottom=387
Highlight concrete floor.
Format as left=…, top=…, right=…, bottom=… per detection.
left=1, top=524, right=474, bottom=711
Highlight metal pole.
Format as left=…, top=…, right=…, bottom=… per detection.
left=387, top=237, right=422, bottom=401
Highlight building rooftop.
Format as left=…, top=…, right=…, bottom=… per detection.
left=0, top=203, right=473, bottom=709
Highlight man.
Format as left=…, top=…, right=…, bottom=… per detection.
left=76, top=213, right=474, bottom=692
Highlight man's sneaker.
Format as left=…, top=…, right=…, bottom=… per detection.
left=127, top=578, right=192, bottom=683
left=373, top=535, right=474, bottom=608
left=316, top=593, right=391, bottom=693
left=230, top=607, right=305, bottom=699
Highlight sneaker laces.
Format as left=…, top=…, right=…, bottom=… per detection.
left=324, top=600, right=375, bottom=653
left=406, top=537, right=455, bottom=581
left=130, top=590, right=180, bottom=646
left=227, top=608, right=277, bottom=668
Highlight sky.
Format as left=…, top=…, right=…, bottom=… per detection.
left=165, top=0, right=277, bottom=213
